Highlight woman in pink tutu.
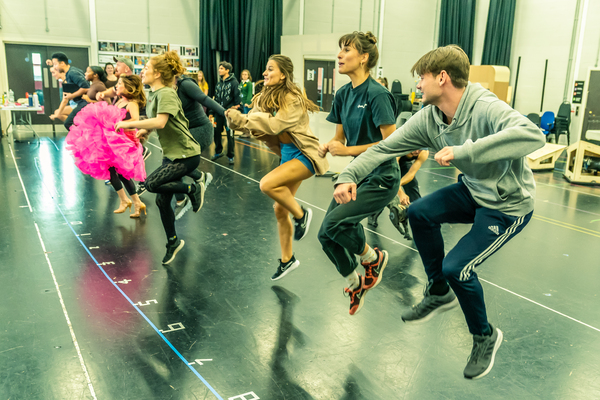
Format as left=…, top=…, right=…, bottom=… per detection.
left=66, top=74, right=148, bottom=218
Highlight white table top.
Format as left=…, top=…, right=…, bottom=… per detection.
left=0, top=105, right=44, bottom=111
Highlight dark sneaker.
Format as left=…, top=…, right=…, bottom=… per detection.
left=389, top=202, right=411, bottom=240
left=174, top=198, right=191, bottom=221
left=271, top=255, right=300, bottom=281
left=228, top=157, right=234, bottom=165
left=344, top=274, right=368, bottom=315
left=211, top=153, right=223, bottom=161
left=293, top=207, right=312, bottom=241
left=464, top=324, right=503, bottom=379
left=401, top=282, right=458, bottom=323
left=362, top=248, right=388, bottom=290
left=162, top=239, right=185, bottom=265
left=187, top=182, right=205, bottom=213
left=136, top=183, right=147, bottom=197
left=142, top=146, right=152, bottom=161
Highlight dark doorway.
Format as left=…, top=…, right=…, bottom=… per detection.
left=304, top=60, right=336, bottom=113
left=4, top=44, right=90, bottom=129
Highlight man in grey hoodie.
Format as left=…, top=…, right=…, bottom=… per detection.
left=332, top=45, right=545, bottom=379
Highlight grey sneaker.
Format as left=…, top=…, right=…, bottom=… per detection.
left=401, top=282, right=458, bottom=323
left=464, top=324, right=503, bottom=379
left=174, top=197, right=191, bottom=221
left=202, top=172, right=213, bottom=189
left=188, top=181, right=205, bottom=213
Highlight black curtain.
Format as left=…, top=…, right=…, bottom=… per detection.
left=481, top=0, right=516, bottom=66
left=438, top=0, right=476, bottom=61
left=199, top=0, right=282, bottom=97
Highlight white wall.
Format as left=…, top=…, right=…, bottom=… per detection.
left=0, top=0, right=199, bottom=92
left=509, top=0, right=578, bottom=115
left=282, top=0, right=438, bottom=99
left=0, top=0, right=199, bottom=131
left=379, top=0, right=438, bottom=96
left=95, top=0, right=198, bottom=45
left=300, top=0, right=379, bottom=35
left=283, top=0, right=600, bottom=121
left=283, top=0, right=301, bottom=36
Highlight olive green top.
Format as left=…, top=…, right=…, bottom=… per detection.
left=147, top=86, right=200, bottom=160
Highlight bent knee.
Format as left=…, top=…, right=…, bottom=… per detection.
left=259, top=178, right=273, bottom=194
left=442, top=263, right=469, bottom=283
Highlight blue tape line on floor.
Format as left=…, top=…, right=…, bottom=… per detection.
left=34, top=158, right=224, bottom=400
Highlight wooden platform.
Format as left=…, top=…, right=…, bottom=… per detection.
left=563, top=140, right=600, bottom=184
left=526, top=143, right=567, bottom=171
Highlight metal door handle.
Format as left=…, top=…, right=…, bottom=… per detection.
left=52, top=76, right=57, bottom=88
left=328, top=78, right=332, bottom=95
left=43, top=68, right=50, bottom=88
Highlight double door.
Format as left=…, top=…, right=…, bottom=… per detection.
left=304, top=60, right=336, bottom=113
left=4, top=44, right=90, bottom=127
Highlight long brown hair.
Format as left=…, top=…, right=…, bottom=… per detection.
left=119, top=75, right=147, bottom=108
left=254, top=55, right=319, bottom=114
left=150, top=50, right=186, bottom=86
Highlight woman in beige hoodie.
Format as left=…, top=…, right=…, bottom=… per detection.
left=226, top=54, right=328, bottom=281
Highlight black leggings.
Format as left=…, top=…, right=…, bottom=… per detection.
left=145, top=155, right=201, bottom=240
left=109, top=167, right=136, bottom=196
left=174, top=122, right=212, bottom=202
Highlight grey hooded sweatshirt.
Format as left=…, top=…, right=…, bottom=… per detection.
left=336, top=83, right=546, bottom=216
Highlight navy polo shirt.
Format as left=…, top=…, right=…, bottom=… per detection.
left=327, top=76, right=396, bottom=146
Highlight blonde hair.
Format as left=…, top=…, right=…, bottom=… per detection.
left=411, top=45, right=470, bottom=89
left=241, top=69, right=252, bottom=82
left=254, top=55, right=319, bottom=114
left=119, top=75, right=147, bottom=108
left=150, top=50, right=186, bottom=86
left=197, top=70, right=208, bottom=91
left=338, top=31, right=379, bottom=71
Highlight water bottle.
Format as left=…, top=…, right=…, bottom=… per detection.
left=8, top=89, right=14, bottom=103
left=33, top=92, right=39, bottom=107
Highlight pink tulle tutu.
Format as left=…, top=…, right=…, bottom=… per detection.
left=66, top=101, right=146, bottom=182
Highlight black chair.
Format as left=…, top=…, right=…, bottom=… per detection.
left=552, top=102, right=571, bottom=145
left=391, top=80, right=411, bottom=118
left=526, top=113, right=541, bottom=127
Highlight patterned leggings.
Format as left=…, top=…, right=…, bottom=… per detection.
left=145, top=155, right=201, bottom=240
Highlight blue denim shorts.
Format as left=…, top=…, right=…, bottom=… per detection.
left=280, top=142, right=315, bottom=174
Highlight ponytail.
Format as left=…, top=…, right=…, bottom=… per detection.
left=150, top=50, right=186, bottom=86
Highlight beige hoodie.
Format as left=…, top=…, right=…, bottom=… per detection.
left=226, top=93, right=329, bottom=175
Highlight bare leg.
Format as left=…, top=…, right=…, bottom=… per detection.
left=274, top=180, right=303, bottom=263
left=259, top=159, right=313, bottom=220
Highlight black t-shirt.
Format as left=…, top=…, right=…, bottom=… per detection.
left=327, top=76, right=396, bottom=146
left=64, top=66, right=90, bottom=105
